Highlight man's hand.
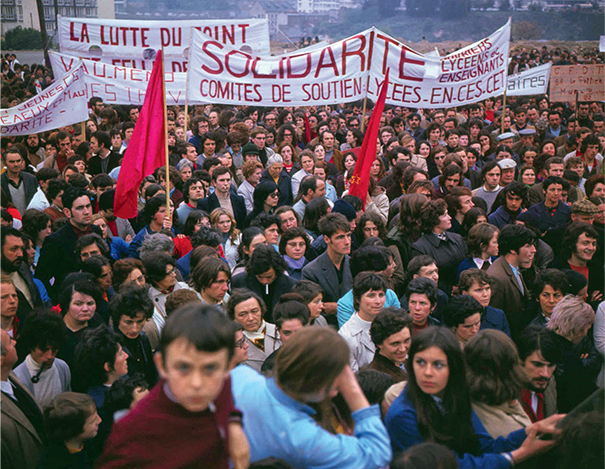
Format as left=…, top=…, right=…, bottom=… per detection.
left=228, top=422, right=250, bottom=469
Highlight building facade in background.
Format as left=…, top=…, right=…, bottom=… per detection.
left=1, top=0, right=115, bottom=33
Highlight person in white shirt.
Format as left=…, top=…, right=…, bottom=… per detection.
left=13, top=311, right=71, bottom=408
left=339, top=273, right=387, bottom=372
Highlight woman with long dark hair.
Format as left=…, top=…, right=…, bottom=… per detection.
left=386, top=327, right=563, bottom=466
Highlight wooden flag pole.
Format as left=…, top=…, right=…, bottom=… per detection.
left=500, top=90, right=507, bottom=135
left=500, top=17, right=512, bottom=136
left=160, top=49, right=171, bottom=215
left=184, top=27, right=193, bottom=136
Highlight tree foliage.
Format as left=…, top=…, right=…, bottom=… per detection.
left=1, top=27, right=43, bottom=50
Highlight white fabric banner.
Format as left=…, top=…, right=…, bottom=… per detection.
left=57, top=16, right=271, bottom=72
left=49, top=51, right=188, bottom=105
left=368, top=20, right=511, bottom=108
left=187, top=28, right=372, bottom=107
left=1, top=65, right=88, bottom=136
left=506, top=63, right=551, bottom=96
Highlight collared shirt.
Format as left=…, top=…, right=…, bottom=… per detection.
left=1, top=379, right=16, bottom=400
left=339, top=312, right=375, bottom=372
left=508, top=262, right=524, bottom=294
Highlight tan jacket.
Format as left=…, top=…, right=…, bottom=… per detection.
left=471, top=400, right=531, bottom=438
left=1, top=374, right=45, bottom=469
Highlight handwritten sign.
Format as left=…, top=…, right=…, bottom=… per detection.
left=549, top=65, right=605, bottom=102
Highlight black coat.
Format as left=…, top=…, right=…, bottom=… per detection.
left=411, top=232, right=467, bottom=295
left=260, top=169, right=293, bottom=207
left=231, top=271, right=297, bottom=323
left=36, top=223, right=104, bottom=302
left=198, top=192, right=247, bottom=230
left=87, top=151, right=121, bottom=176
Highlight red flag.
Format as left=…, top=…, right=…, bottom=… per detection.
left=348, top=71, right=389, bottom=208
left=114, top=50, right=166, bottom=219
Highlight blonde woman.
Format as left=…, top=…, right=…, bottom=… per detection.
left=210, top=207, right=241, bottom=269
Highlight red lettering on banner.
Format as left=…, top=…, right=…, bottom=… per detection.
left=105, top=84, right=117, bottom=102
left=375, top=33, right=400, bottom=75
left=69, top=23, right=89, bottom=43
left=201, top=41, right=225, bottom=75
left=225, top=50, right=252, bottom=78
left=341, top=34, right=367, bottom=74
left=199, top=79, right=261, bottom=102
left=240, top=24, right=248, bottom=43
left=399, top=49, right=424, bottom=82
left=282, top=54, right=311, bottom=79
left=315, top=47, right=339, bottom=78
left=59, top=56, right=75, bottom=72
left=160, top=28, right=182, bottom=47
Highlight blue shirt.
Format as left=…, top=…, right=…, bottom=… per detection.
left=337, top=288, right=401, bottom=328
left=386, top=386, right=526, bottom=468
left=231, top=365, right=392, bottom=469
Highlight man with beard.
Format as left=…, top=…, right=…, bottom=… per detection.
left=516, top=325, right=561, bottom=422
left=13, top=311, right=71, bottom=408
left=24, top=134, right=46, bottom=167
left=36, top=187, right=103, bottom=301
left=1, top=229, right=42, bottom=320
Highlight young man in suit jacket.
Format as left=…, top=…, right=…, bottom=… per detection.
left=302, top=213, right=353, bottom=320
left=198, top=167, right=247, bottom=230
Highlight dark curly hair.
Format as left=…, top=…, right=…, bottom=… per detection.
left=419, top=199, right=448, bottom=233
left=370, top=307, right=413, bottom=347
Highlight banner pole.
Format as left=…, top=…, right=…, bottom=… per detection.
left=184, top=27, right=193, bottom=136
left=500, top=89, right=507, bottom=135
left=360, top=95, right=368, bottom=133
left=500, top=17, right=512, bottom=136
left=160, top=48, right=170, bottom=216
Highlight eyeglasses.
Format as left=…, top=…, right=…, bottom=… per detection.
left=269, top=192, right=279, bottom=198
left=236, top=338, right=246, bottom=348
left=165, top=268, right=177, bottom=277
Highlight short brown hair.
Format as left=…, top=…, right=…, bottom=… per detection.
left=44, top=392, right=96, bottom=442
left=242, top=159, right=263, bottom=179
left=275, top=327, right=349, bottom=398
left=165, top=289, right=202, bottom=316
left=459, top=268, right=492, bottom=292
left=111, top=259, right=145, bottom=292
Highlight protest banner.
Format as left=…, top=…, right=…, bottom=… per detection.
left=57, top=16, right=271, bottom=72
left=368, top=20, right=511, bottom=108
left=187, top=28, right=372, bottom=106
left=49, top=51, right=188, bottom=105
left=1, top=65, right=88, bottom=136
left=506, top=63, right=551, bottom=96
left=549, top=64, right=605, bottom=102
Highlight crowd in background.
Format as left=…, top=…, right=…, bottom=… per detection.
left=1, top=47, right=604, bottom=469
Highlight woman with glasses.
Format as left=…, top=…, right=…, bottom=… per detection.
left=279, top=227, right=310, bottom=280
left=244, top=180, right=281, bottom=229
left=427, top=145, right=447, bottom=179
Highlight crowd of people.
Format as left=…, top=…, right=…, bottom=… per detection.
left=1, top=48, right=604, bottom=468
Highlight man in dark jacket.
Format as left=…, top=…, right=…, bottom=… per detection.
left=198, top=167, right=247, bottom=229
left=1, top=147, right=38, bottom=215
left=36, top=187, right=102, bottom=301
left=87, top=131, right=121, bottom=176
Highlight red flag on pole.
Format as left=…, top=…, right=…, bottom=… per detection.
left=348, top=71, right=390, bottom=208
left=114, top=50, right=166, bottom=219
